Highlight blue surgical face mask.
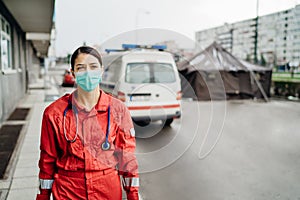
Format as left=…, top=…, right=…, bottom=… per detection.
left=75, top=69, right=102, bottom=92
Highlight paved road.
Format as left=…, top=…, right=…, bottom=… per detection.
left=137, top=100, right=300, bottom=200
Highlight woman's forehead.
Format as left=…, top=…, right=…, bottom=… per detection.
left=75, top=53, right=99, bottom=64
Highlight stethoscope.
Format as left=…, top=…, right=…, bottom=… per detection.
left=63, top=99, right=111, bottom=151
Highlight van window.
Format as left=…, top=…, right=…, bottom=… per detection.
left=125, top=63, right=176, bottom=83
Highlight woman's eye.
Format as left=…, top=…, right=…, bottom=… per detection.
left=77, top=66, right=86, bottom=71
left=91, top=65, right=99, bottom=69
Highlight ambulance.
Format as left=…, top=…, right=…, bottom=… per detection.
left=101, top=44, right=181, bottom=126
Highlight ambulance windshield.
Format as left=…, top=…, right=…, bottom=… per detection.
left=125, top=63, right=176, bottom=84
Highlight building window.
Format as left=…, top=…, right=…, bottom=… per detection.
left=0, top=16, right=12, bottom=71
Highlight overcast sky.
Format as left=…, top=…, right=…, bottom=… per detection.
left=54, top=0, right=300, bottom=56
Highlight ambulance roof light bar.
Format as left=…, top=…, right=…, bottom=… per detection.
left=122, top=44, right=167, bottom=51
left=105, top=44, right=167, bottom=54
left=105, top=49, right=125, bottom=53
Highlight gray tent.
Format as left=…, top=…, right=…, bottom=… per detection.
left=178, top=42, right=272, bottom=101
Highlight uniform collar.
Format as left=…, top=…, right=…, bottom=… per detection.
left=70, top=90, right=110, bottom=113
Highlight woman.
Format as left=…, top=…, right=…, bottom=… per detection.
left=36, top=46, right=139, bottom=200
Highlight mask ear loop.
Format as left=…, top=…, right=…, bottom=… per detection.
left=100, top=66, right=104, bottom=79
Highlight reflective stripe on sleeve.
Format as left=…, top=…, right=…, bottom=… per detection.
left=130, top=128, right=135, bottom=137
left=39, top=179, right=54, bottom=189
left=123, top=177, right=139, bottom=187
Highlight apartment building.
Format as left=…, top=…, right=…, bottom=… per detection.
left=195, top=4, right=300, bottom=67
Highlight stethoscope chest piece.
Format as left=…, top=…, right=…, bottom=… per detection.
left=101, top=141, right=111, bottom=151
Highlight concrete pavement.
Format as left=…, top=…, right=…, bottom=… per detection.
left=1, top=78, right=57, bottom=200
left=138, top=99, right=300, bottom=200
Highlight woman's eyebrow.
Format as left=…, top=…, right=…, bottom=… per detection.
left=75, top=63, right=85, bottom=66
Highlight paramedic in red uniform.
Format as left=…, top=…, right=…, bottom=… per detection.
left=36, top=46, right=139, bottom=200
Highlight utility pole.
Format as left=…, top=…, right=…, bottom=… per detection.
left=254, top=0, right=259, bottom=64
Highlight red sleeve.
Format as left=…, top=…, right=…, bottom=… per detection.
left=38, top=110, right=58, bottom=179
left=37, top=110, right=58, bottom=199
left=114, top=105, right=139, bottom=200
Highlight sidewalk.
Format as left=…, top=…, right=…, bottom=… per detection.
left=4, top=78, right=57, bottom=200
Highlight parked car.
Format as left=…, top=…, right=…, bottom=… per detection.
left=62, top=69, right=75, bottom=87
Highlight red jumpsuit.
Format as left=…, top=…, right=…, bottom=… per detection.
left=36, top=90, right=139, bottom=200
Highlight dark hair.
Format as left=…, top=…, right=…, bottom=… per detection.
left=70, top=46, right=103, bottom=70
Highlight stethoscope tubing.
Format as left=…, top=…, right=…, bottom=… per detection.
left=63, top=99, right=111, bottom=150
left=102, top=106, right=111, bottom=150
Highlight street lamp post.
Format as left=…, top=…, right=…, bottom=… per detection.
left=135, top=8, right=150, bottom=44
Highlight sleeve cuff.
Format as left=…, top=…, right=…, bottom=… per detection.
left=36, top=193, right=50, bottom=200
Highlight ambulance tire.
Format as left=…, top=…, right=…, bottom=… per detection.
left=163, top=118, right=173, bottom=127
left=133, top=120, right=151, bottom=127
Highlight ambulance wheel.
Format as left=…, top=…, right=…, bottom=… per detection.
left=134, top=120, right=150, bottom=127
left=163, top=118, right=173, bottom=127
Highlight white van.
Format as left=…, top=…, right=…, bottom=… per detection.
left=101, top=44, right=181, bottom=126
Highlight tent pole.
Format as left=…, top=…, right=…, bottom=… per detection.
left=250, top=70, right=269, bottom=102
